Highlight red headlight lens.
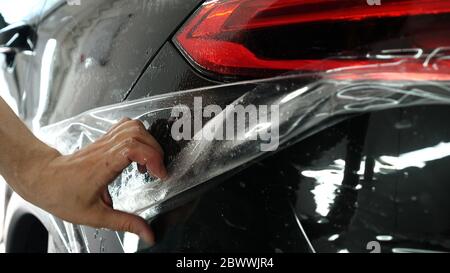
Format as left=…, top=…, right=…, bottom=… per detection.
left=174, top=0, right=450, bottom=79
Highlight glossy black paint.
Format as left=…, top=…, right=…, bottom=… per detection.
left=127, top=42, right=218, bottom=100
left=1, top=0, right=449, bottom=253
left=0, top=23, right=37, bottom=53
left=146, top=105, right=450, bottom=253
left=19, top=0, right=203, bottom=127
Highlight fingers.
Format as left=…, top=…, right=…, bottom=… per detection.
left=125, top=140, right=167, bottom=179
left=100, top=118, right=167, bottom=180
left=105, top=117, right=131, bottom=137
left=93, top=118, right=166, bottom=246
left=107, top=137, right=167, bottom=180
left=100, top=208, right=155, bottom=246
left=109, top=119, right=164, bottom=155
left=102, top=189, right=113, bottom=207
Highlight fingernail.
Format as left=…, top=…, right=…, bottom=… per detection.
left=158, top=160, right=168, bottom=180
left=159, top=168, right=168, bottom=180
left=146, top=162, right=168, bottom=180
left=139, top=232, right=155, bottom=247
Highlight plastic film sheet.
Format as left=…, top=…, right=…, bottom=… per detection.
left=38, top=61, right=450, bottom=221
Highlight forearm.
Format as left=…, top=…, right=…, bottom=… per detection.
left=0, top=97, right=59, bottom=193
left=0, top=97, right=165, bottom=243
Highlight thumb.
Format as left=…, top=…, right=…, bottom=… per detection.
left=101, top=208, right=155, bottom=246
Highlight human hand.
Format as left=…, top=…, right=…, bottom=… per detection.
left=13, top=118, right=166, bottom=245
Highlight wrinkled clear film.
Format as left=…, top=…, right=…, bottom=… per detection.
left=38, top=59, right=450, bottom=220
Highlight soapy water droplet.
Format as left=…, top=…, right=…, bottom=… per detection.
left=99, top=237, right=105, bottom=252
left=221, top=213, right=247, bottom=231
left=328, top=234, right=340, bottom=241
left=395, top=120, right=412, bottom=129
left=317, top=218, right=329, bottom=224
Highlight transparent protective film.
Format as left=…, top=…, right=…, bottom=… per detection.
left=38, top=61, right=450, bottom=221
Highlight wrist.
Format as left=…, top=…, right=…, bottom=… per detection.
left=11, top=141, right=61, bottom=201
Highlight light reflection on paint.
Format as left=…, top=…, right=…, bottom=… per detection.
left=299, top=142, right=450, bottom=219
left=33, top=39, right=57, bottom=130
left=122, top=232, right=139, bottom=253
left=358, top=142, right=450, bottom=175
left=379, top=142, right=450, bottom=170
left=301, top=159, right=345, bottom=217
left=392, top=248, right=446, bottom=253
left=376, top=235, right=393, bottom=241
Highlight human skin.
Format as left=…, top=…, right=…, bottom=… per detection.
left=0, top=97, right=167, bottom=245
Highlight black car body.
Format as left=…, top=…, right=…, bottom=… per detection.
left=0, top=0, right=450, bottom=253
